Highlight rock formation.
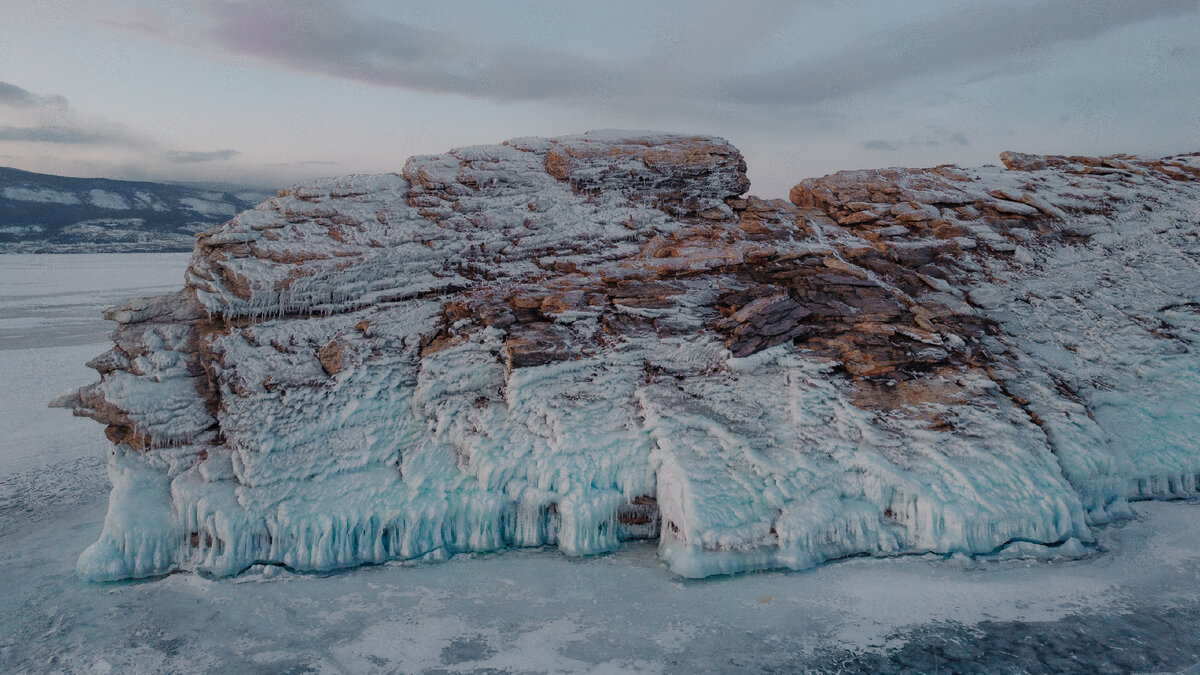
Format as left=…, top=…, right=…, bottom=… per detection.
left=54, top=131, right=1200, bottom=580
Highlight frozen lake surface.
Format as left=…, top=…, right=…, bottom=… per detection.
left=1, top=253, right=1198, bottom=673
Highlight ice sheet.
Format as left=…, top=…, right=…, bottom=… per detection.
left=4, top=252, right=1200, bottom=673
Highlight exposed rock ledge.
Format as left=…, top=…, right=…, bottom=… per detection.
left=55, top=130, right=1200, bottom=580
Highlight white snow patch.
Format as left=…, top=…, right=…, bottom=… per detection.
left=0, top=225, right=43, bottom=235
left=179, top=197, right=237, bottom=217
left=87, top=190, right=130, bottom=210
left=132, top=191, right=169, bottom=212
left=1, top=186, right=81, bottom=204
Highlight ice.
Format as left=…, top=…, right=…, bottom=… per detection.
left=6, top=251, right=1200, bottom=672
left=68, top=327, right=1115, bottom=580
left=0, top=253, right=189, bottom=473
left=968, top=186, right=1200, bottom=521
left=53, top=139, right=1200, bottom=582
left=0, top=343, right=112, bottom=475
left=643, top=347, right=1088, bottom=577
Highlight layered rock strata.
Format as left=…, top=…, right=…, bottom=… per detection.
left=56, top=131, right=1200, bottom=580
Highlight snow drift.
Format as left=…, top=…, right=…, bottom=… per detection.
left=55, top=131, right=1200, bottom=580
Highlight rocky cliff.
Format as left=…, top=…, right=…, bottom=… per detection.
left=55, top=131, right=1200, bottom=580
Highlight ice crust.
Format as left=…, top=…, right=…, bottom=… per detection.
left=67, top=133, right=1200, bottom=580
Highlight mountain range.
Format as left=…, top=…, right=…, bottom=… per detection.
left=0, top=166, right=273, bottom=253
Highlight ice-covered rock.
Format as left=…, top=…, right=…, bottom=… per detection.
left=55, top=131, right=1200, bottom=580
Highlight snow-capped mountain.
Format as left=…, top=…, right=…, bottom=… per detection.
left=54, top=131, right=1200, bottom=581
left=0, top=167, right=272, bottom=253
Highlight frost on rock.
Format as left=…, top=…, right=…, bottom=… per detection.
left=56, top=132, right=1200, bottom=580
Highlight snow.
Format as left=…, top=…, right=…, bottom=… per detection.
left=0, top=186, right=81, bottom=204
left=0, top=225, right=42, bottom=235
left=87, top=189, right=130, bottom=210
left=132, top=190, right=169, bottom=212
left=3, top=252, right=1200, bottom=672
left=61, top=218, right=149, bottom=239
left=178, top=196, right=238, bottom=217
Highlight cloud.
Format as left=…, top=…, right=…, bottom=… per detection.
left=0, top=118, right=156, bottom=149
left=719, top=1, right=1198, bottom=107
left=0, top=125, right=107, bottom=143
left=863, top=129, right=972, bottom=153
left=0, top=82, right=149, bottom=148
left=104, top=0, right=1198, bottom=118
left=101, top=1, right=782, bottom=110
left=863, top=139, right=899, bottom=152
left=0, top=81, right=68, bottom=110
left=0, top=79, right=336, bottom=187
left=262, top=159, right=342, bottom=168
left=8, top=0, right=1193, bottom=190
left=0, top=80, right=240, bottom=173
left=167, top=148, right=240, bottom=163
left=106, top=0, right=618, bottom=105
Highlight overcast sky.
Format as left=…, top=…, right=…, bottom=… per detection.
left=1, top=0, right=1197, bottom=197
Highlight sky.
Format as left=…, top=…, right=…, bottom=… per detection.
left=0, top=0, right=1197, bottom=198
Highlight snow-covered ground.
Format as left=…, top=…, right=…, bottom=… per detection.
left=1, top=253, right=1198, bottom=673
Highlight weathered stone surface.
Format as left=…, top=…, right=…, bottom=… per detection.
left=317, top=341, right=347, bottom=376
left=542, top=132, right=749, bottom=216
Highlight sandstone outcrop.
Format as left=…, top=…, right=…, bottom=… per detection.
left=56, top=131, right=1200, bottom=580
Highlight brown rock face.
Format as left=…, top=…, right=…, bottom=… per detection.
left=715, top=287, right=813, bottom=357
left=317, top=341, right=348, bottom=376
left=542, top=133, right=750, bottom=215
